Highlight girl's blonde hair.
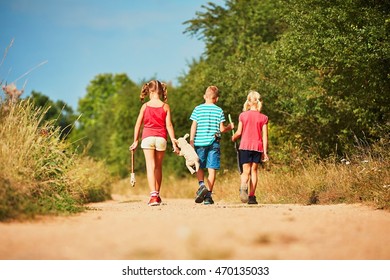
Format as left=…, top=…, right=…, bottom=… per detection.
left=243, top=90, right=263, bottom=112
left=140, top=80, right=168, bottom=102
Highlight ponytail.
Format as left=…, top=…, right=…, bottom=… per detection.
left=140, top=82, right=150, bottom=102
left=160, top=82, right=168, bottom=102
left=242, top=90, right=263, bottom=112
left=140, top=80, right=168, bottom=102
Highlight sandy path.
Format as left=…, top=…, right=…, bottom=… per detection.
left=1, top=195, right=389, bottom=260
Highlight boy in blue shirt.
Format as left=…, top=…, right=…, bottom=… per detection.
left=189, top=86, right=234, bottom=204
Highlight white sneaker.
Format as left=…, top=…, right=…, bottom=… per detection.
left=239, top=187, right=248, bottom=203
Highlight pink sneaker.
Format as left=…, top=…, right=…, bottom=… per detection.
left=148, top=196, right=160, bottom=206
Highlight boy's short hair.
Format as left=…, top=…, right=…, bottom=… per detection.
left=205, top=86, right=219, bottom=99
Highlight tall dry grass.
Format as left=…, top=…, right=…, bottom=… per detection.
left=0, top=100, right=113, bottom=221
left=115, top=138, right=389, bottom=210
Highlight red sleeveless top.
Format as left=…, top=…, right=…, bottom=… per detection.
left=141, top=104, right=167, bottom=140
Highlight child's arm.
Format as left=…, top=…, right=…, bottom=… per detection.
left=232, top=121, right=243, bottom=142
left=219, top=121, right=234, bottom=133
left=129, top=104, right=146, bottom=150
left=190, top=120, right=197, bottom=147
left=165, top=104, right=179, bottom=153
left=262, top=123, right=269, bottom=161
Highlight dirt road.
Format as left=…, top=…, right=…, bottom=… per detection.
left=1, top=194, right=389, bottom=260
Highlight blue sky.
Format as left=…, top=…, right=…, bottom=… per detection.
left=1, top=0, right=224, bottom=109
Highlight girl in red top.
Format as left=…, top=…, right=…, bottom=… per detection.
left=232, top=90, right=269, bottom=204
left=130, top=80, right=179, bottom=206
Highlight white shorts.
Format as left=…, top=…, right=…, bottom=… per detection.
left=141, top=136, right=167, bottom=151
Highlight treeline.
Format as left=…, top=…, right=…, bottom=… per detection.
left=30, top=0, right=389, bottom=177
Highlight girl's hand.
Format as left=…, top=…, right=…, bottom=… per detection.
left=262, top=153, right=269, bottom=162
left=172, top=145, right=180, bottom=154
left=129, top=140, right=138, bottom=151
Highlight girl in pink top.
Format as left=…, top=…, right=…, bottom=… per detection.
left=130, top=80, right=179, bottom=206
left=232, top=90, right=269, bottom=204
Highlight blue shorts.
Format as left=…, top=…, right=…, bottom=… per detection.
left=195, top=141, right=220, bottom=169
left=239, top=150, right=262, bottom=164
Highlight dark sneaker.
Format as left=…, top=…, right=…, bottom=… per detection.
left=204, top=192, right=214, bottom=205
left=239, top=187, right=248, bottom=203
left=195, top=184, right=208, bottom=203
left=248, top=195, right=258, bottom=205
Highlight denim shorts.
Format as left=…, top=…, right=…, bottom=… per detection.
left=141, top=136, right=167, bottom=151
left=195, top=141, right=220, bottom=169
left=239, top=150, right=262, bottom=164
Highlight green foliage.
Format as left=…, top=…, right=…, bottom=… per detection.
left=272, top=0, right=390, bottom=155
left=70, top=73, right=141, bottom=177
left=184, top=0, right=284, bottom=60
left=27, top=91, right=77, bottom=139
left=182, top=0, right=389, bottom=162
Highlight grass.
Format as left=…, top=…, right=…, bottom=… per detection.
left=0, top=100, right=113, bottom=221
left=114, top=140, right=389, bottom=211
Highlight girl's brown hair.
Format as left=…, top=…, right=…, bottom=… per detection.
left=140, top=80, right=168, bottom=102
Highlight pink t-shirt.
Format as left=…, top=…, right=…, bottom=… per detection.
left=141, top=105, right=167, bottom=140
left=238, top=110, right=268, bottom=152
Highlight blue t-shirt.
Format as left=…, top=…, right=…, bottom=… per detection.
left=190, top=103, right=225, bottom=146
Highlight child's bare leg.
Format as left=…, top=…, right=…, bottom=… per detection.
left=240, top=163, right=251, bottom=188
left=143, top=149, right=156, bottom=193
left=154, top=151, right=165, bottom=192
left=239, top=163, right=251, bottom=203
left=197, top=168, right=205, bottom=184
left=249, top=163, right=259, bottom=195
left=207, top=168, right=216, bottom=192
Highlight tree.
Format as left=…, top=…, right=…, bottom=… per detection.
left=271, top=0, right=390, bottom=155
left=27, top=91, right=76, bottom=139
left=181, top=0, right=390, bottom=160
left=71, top=73, right=141, bottom=176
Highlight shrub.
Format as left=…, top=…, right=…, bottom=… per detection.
left=0, top=100, right=112, bottom=221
